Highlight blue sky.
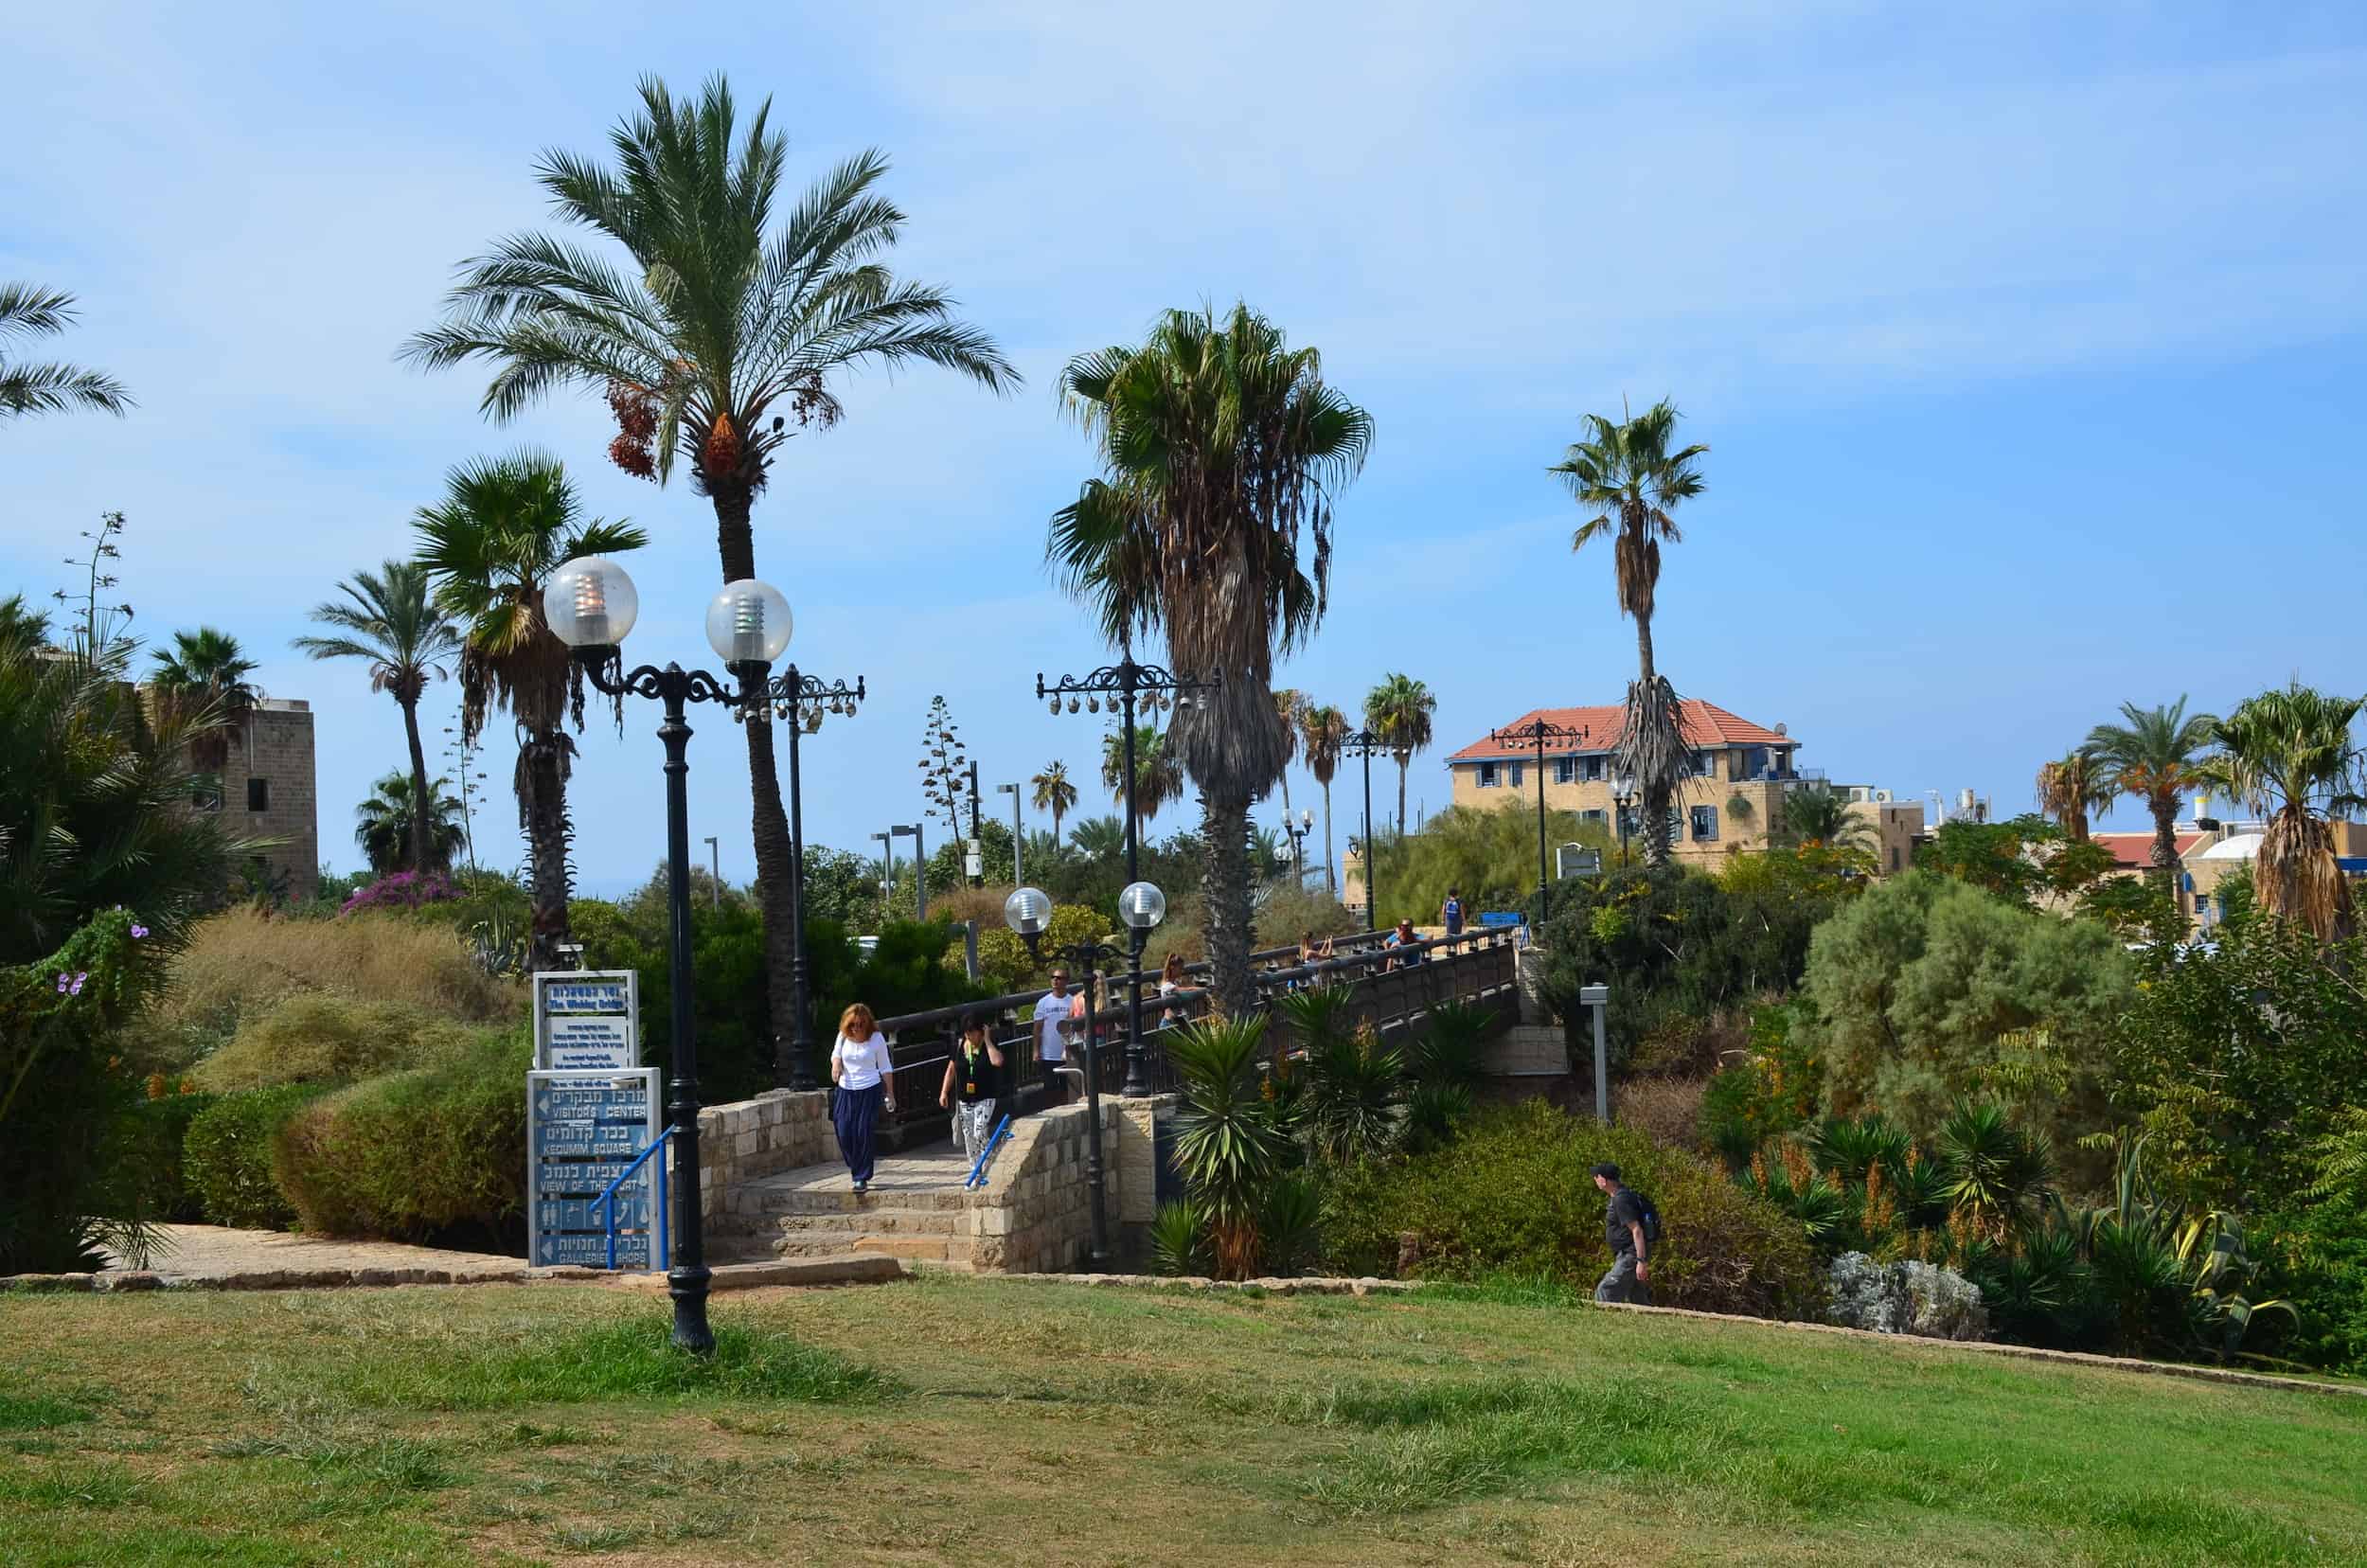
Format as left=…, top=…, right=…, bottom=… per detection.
left=6, top=3, right=2363, bottom=895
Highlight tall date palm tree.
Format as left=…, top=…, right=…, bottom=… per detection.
left=1031, top=760, right=1078, bottom=848
left=1299, top=702, right=1348, bottom=895
left=1363, top=673, right=1434, bottom=837
left=2035, top=747, right=2111, bottom=843
left=405, top=73, right=1016, bottom=1079
left=294, top=561, right=460, bottom=875
left=1047, top=303, right=1372, bottom=1013
left=0, top=283, right=132, bottom=422
left=1101, top=724, right=1185, bottom=829
left=2087, top=697, right=2219, bottom=887
left=149, top=627, right=261, bottom=779
left=1551, top=399, right=1708, bottom=867
left=413, top=451, right=648, bottom=966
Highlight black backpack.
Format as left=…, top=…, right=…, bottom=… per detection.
left=1631, top=1190, right=1663, bottom=1247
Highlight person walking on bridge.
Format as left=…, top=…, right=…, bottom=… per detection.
left=940, top=1010, right=1005, bottom=1163
left=830, top=1004, right=896, bottom=1192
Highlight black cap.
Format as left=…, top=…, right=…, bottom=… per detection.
left=1590, top=1162, right=1621, bottom=1183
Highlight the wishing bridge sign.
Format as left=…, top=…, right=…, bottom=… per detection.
left=527, top=971, right=662, bottom=1268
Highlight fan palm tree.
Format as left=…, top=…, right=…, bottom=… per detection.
left=1046, top=303, right=1372, bottom=1014
left=1551, top=399, right=1708, bottom=867
left=2034, top=747, right=2111, bottom=842
left=1101, top=724, right=1185, bottom=829
left=1069, top=814, right=1125, bottom=863
left=413, top=450, right=648, bottom=967
left=1031, top=760, right=1078, bottom=847
left=405, top=73, right=1016, bottom=1078
left=2086, top=697, right=2219, bottom=887
left=148, top=628, right=261, bottom=778
left=0, top=283, right=132, bottom=422
left=1363, top=673, right=1434, bottom=837
left=2201, top=683, right=2363, bottom=941
left=1773, top=782, right=1876, bottom=853
left=1299, top=702, right=1348, bottom=895
left=353, top=772, right=467, bottom=875
left=294, top=561, right=460, bottom=874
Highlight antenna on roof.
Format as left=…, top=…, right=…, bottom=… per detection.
left=1774, top=722, right=1788, bottom=737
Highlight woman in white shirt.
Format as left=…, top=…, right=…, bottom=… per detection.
left=829, top=1003, right=897, bottom=1192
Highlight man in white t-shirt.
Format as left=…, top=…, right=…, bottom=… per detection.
left=1031, top=967, right=1080, bottom=1107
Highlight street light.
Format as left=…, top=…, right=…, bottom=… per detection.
left=891, top=824, right=925, bottom=919
left=871, top=829, right=894, bottom=907
left=543, top=555, right=794, bottom=1356
left=1343, top=727, right=1389, bottom=927
left=702, top=836, right=720, bottom=909
left=1280, top=809, right=1312, bottom=885
left=1004, top=880, right=1166, bottom=1265
left=1490, top=716, right=1590, bottom=919
left=996, top=781, right=1023, bottom=885
left=1036, top=652, right=1218, bottom=1096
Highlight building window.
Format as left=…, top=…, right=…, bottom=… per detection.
left=246, top=777, right=270, bottom=812
left=1689, top=751, right=1712, bottom=778
left=1890, top=846, right=1901, bottom=871
left=1691, top=805, right=1718, bottom=842
left=1579, top=809, right=1606, bottom=825
left=1476, top=762, right=1499, bottom=788
left=1509, top=761, right=1523, bottom=789
left=1553, top=757, right=1574, bottom=785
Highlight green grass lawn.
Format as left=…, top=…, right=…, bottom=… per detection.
left=3, top=1275, right=2361, bottom=1565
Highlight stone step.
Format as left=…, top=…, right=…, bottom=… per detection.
left=730, top=1185, right=974, bottom=1217
left=715, top=1206, right=970, bottom=1239
left=853, top=1235, right=977, bottom=1268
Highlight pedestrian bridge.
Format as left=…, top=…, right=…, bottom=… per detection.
left=691, top=924, right=1532, bottom=1274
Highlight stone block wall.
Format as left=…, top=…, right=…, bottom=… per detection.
left=963, top=1098, right=1141, bottom=1274
left=693, top=1089, right=832, bottom=1227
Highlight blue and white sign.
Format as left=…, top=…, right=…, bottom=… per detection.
left=533, top=970, right=639, bottom=1070
left=527, top=1066, right=666, bottom=1270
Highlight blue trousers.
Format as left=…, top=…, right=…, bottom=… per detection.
left=833, top=1082, right=883, bottom=1185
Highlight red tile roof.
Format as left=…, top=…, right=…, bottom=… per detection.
left=1447, top=701, right=1792, bottom=763
left=2090, top=831, right=2206, bottom=869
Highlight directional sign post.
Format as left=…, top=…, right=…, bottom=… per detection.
left=527, top=1067, right=665, bottom=1270
left=533, top=971, right=639, bottom=1071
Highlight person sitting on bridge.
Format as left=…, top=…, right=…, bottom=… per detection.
left=1384, top=918, right=1420, bottom=969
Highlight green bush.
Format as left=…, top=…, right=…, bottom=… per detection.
left=1321, top=1099, right=1822, bottom=1319
left=273, top=1027, right=531, bottom=1243
left=2261, top=1193, right=2367, bottom=1375
left=192, top=993, right=477, bottom=1093
left=106, top=1090, right=217, bottom=1224
left=186, top=1085, right=327, bottom=1230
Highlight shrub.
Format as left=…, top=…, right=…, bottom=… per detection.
left=152, top=907, right=517, bottom=1060
left=338, top=870, right=462, bottom=915
left=1321, top=1099, right=1822, bottom=1319
left=185, top=1084, right=327, bottom=1230
left=1699, top=1002, right=1820, bottom=1167
left=972, top=904, right=1112, bottom=994
left=1617, top=1075, right=1709, bottom=1154
left=273, top=1028, right=530, bottom=1243
left=1797, top=871, right=2129, bottom=1153
left=1253, top=883, right=1359, bottom=949
left=107, top=1087, right=217, bottom=1224
left=192, top=993, right=476, bottom=1092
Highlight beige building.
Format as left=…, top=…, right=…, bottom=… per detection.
left=2091, top=818, right=2367, bottom=933
left=186, top=698, right=319, bottom=902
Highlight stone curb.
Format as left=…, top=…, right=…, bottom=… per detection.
left=987, top=1272, right=1424, bottom=1296
left=4, top=1256, right=910, bottom=1296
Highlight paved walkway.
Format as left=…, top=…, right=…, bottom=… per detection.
left=103, top=1223, right=527, bottom=1284
left=755, top=1142, right=977, bottom=1204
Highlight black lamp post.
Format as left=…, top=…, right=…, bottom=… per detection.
left=1490, top=716, right=1590, bottom=918
left=1036, top=654, right=1218, bottom=1098
left=544, top=556, right=810, bottom=1356
left=1343, top=727, right=1388, bottom=927
left=749, top=665, right=866, bottom=1091
left=1279, top=809, right=1312, bottom=886
left=1004, top=881, right=1166, bottom=1264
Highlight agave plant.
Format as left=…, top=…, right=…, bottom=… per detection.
left=1149, top=1198, right=1213, bottom=1277
left=1301, top=1025, right=1404, bottom=1167
left=1167, top=1013, right=1290, bottom=1280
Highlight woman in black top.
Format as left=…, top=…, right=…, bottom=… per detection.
left=939, top=1010, right=1006, bottom=1165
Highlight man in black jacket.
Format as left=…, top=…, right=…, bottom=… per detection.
left=1591, top=1162, right=1653, bottom=1305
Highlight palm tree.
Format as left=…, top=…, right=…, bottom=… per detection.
left=1101, top=725, right=1185, bottom=829
left=1046, top=303, right=1372, bottom=1014
left=148, top=628, right=261, bottom=778
left=1032, top=760, right=1078, bottom=847
left=1363, top=673, right=1435, bottom=837
left=1272, top=687, right=1307, bottom=827
left=354, top=772, right=467, bottom=875
left=1551, top=399, right=1708, bottom=867
left=0, top=283, right=132, bottom=422
left=406, top=73, right=1015, bottom=1078
left=413, top=450, right=648, bottom=967
left=2034, top=747, right=2111, bottom=842
left=294, top=561, right=460, bottom=874
left=2087, top=697, right=2220, bottom=887
left=1069, top=814, right=1126, bottom=863
left=1299, top=702, right=1348, bottom=895
left=1774, top=782, right=1876, bottom=853
left=2202, top=683, right=2363, bottom=941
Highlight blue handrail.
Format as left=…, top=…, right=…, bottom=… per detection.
left=596, top=1124, right=674, bottom=1272
left=963, top=1114, right=1011, bottom=1190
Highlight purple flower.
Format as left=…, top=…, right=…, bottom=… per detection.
left=56, top=973, right=70, bottom=994
left=130, top=924, right=150, bottom=940
left=57, top=971, right=87, bottom=997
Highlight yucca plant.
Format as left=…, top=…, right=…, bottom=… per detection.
left=1807, top=1114, right=1911, bottom=1186
left=1407, top=999, right=1489, bottom=1090
left=1167, top=1014, right=1290, bottom=1280
left=1403, top=1081, right=1473, bottom=1154
left=1741, top=1145, right=1849, bottom=1243
left=1302, top=1025, right=1403, bottom=1167
left=1149, top=1198, right=1213, bottom=1277
left=1259, top=1175, right=1323, bottom=1276
left=1272, top=981, right=1360, bottom=1058
left=1933, top=1101, right=2056, bottom=1242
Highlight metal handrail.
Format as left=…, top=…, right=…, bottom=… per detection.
left=596, top=1124, right=674, bottom=1272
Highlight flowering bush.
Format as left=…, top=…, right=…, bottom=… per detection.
left=338, top=870, right=462, bottom=915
